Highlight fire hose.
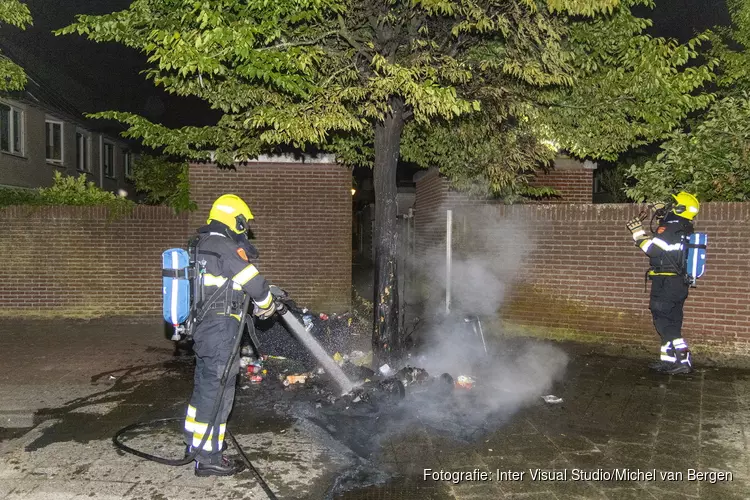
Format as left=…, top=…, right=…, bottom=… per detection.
left=112, top=294, right=280, bottom=500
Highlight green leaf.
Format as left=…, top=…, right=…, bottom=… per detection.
left=0, top=0, right=32, bottom=90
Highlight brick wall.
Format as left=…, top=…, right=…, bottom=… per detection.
left=415, top=158, right=596, bottom=239
left=529, top=158, right=596, bottom=203
left=0, top=161, right=352, bottom=319
left=414, top=180, right=750, bottom=356
left=411, top=158, right=596, bottom=206
left=0, top=206, right=188, bottom=318
left=189, top=161, right=352, bottom=312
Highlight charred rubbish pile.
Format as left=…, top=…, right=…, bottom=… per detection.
left=232, top=300, right=567, bottom=496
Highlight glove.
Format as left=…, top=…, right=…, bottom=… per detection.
left=255, top=302, right=277, bottom=320
left=626, top=217, right=646, bottom=240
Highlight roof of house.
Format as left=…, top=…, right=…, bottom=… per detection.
left=0, top=39, right=132, bottom=143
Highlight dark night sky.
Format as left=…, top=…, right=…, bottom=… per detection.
left=2, top=0, right=216, bottom=128
left=637, top=0, right=730, bottom=41
left=1, top=0, right=733, bottom=129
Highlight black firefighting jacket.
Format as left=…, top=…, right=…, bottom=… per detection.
left=636, top=212, right=694, bottom=276
left=192, top=223, right=273, bottom=318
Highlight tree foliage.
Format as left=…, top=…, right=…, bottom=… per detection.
left=708, top=0, right=750, bottom=92
left=0, top=0, right=32, bottom=91
left=626, top=0, right=750, bottom=202
left=400, top=104, right=559, bottom=198
left=130, top=154, right=196, bottom=212
left=399, top=0, right=715, bottom=192
left=535, top=1, right=715, bottom=161
left=626, top=94, right=750, bottom=202
left=57, top=0, right=710, bottom=180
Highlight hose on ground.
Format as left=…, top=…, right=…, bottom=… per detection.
left=112, top=296, right=278, bottom=500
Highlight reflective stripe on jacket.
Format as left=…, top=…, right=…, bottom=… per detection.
left=195, top=228, right=272, bottom=311
left=633, top=212, right=693, bottom=276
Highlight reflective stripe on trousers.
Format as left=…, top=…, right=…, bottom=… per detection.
left=191, top=422, right=227, bottom=452
left=660, top=342, right=676, bottom=363
left=186, top=315, right=240, bottom=461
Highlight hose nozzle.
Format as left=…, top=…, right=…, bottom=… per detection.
left=274, top=300, right=288, bottom=315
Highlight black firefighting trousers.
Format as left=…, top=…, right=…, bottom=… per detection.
left=184, top=315, right=241, bottom=463
left=649, top=275, right=689, bottom=344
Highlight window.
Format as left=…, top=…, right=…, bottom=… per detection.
left=103, top=142, right=115, bottom=178
left=45, top=119, right=64, bottom=164
left=0, top=102, right=23, bottom=155
left=123, top=151, right=133, bottom=178
left=76, top=130, right=91, bottom=172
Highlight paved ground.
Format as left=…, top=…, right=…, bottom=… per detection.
left=0, top=318, right=749, bottom=500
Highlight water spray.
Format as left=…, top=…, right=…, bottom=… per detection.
left=274, top=300, right=357, bottom=395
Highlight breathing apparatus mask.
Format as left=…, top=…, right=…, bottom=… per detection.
left=636, top=200, right=673, bottom=235
left=637, top=191, right=698, bottom=235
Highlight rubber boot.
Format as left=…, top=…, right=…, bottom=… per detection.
left=195, top=454, right=246, bottom=477
left=665, top=349, right=692, bottom=375
left=649, top=342, right=676, bottom=372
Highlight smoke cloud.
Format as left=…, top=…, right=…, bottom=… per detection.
left=397, top=205, right=568, bottom=429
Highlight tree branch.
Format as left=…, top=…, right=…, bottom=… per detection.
left=337, top=14, right=373, bottom=62
left=257, top=30, right=339, bottom=51
left=448, top=34, right=469, bottom=58
left=541, top=95, right=639, bottom=111
left=338, top=15, right=364, bottom=51
left=321, top=62, right=356, bottom=86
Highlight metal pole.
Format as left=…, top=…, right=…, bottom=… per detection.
left=357, top=211, right=365, bottom=256
left=477, top=318, right=488, bottom=355
left=405, top=209, right=411, bottom=301
left=411, top=209, right=416, bottom=285
left=399, top=215, right=406, bottom=336
left=446, top=209, right=452, bottom=314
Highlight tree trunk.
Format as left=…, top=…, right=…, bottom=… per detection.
left=372, top=96, right=405, bottom=366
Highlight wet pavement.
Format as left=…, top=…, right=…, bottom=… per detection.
left=0, top=318, right=749, bottom=499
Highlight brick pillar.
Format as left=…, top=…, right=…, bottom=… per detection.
left=414, top=168, right=449, bottom=257
left=531, top=158, right=597, bottom=203
left=188, top=158, right=352, bottom=312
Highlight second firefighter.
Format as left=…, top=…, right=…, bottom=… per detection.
left=626, top=191, right=700, bottom=375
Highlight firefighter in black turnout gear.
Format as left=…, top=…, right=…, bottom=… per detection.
left=626, top=192, right=700, bottom=375
left=184, top=194, right=276, bottom=477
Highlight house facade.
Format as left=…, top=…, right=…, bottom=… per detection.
left=0, top=96, right=135, bottom=194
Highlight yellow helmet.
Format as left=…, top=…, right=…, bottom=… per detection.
left=207, top=194, right=254, bottom=234
left=671, top=191, right=700, bottom=220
